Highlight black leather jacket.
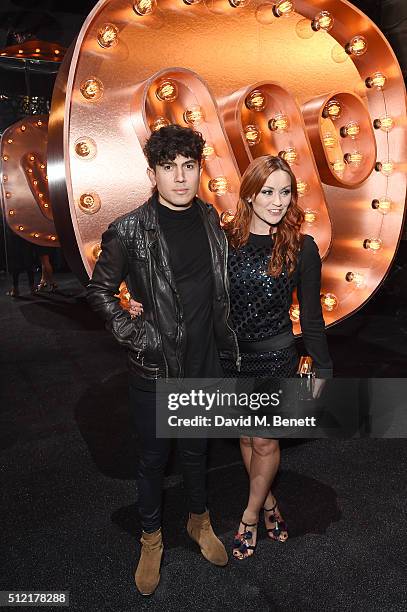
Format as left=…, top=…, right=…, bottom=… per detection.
left=87, top=194, right=239, bottom=379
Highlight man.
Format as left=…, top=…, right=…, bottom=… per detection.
left=87, top=125, right=239, bottom=595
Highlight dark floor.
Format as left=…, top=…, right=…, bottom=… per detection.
left=0, top=257, right=406, bottom=611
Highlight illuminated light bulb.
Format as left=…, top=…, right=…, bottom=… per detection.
left=92, top=244, right=102, bottom=260
left=21, top=125, right=26, bottom=131
left=37, top=120, right=43, bottom=127
left=74, top=138, right=97, bottom=159
left=18, top=225, right=24, bottom=231
left=303, top=209, right=317, bottom=223
left=373, top=115, right=394, bottom=132
left=150, top=117, right=170, bottom=132
left=344, top=151, right=363, bottom=167
left=272, top=0, right=295, bottom=18
left=311, top=10, right=333, bottom=32
left=35, top=48, right=41, bottom=53
left=18, top=49, right=23, bottom=54
left=7, top=138, right=13, bottom=144
left=363, top=238, right=382, bottom=252
left=79, top=192, right=101, bottom=215
left=289, top=304, right=300, bottom=322
left=3, top=155, right=9, bottom=161
left=322, top=99, right=341, bottom=120
left=229, top=0, right=250, bottom=6
left=345, top=35, right=367, bottom=56
left=9, top=209, right=15, bottom=215
left=33, top=180, right=38, bottom=186
left=49, top=235, right=57, bottom=241
left=365, top=72, right=386, bottom=89
left=155, top=80, right=178, bottom=102
left=97, top=23, right=119, bottom=48
left=27, top=168, right=33, bottom=174
left=268, top=113, right=289, bottom=132
left=54, top=49, right=60, bottom=55
left=5, top=192, right=11, bottom=198
left=208, top=176, right=229, bottom=196
left=323, top=132, right=338, bottom=149
left=3, top=175, right=8, bottom=182
left=202, top=144, right=215, bottom=159
left=371, top=197, right=392, bottom=214
left=133, top=0, right=155, bottom=16
left=38, top=193, right=44, bottom=199
left=183, top=105, right=204, bottom=126
left=80, top=78, right=104, bottom=102
left=321, top=293, right=338, bottom=312
left=340, top=121, right=360, bottom=138
left=331, top=159, right=345, bottom=177
left=44, top=203, right=49, bottom=208
left=296, top=179, right=309, bottom=196
left=29, top=155, right=35, bottom=161
left=245, top=90, right=266, bottom=112
left=345, top=271, right=365, bottom=288
left=244, top=124, right=261, bottom=146
left=279, top=147, right=297, bottom=164
left=375, top=160, right=394, bottom=176
left=40, top=164, right=45, bottom=169
left=34, top=233, right=40, bottom=238
left=220, top=210, right=235, bottom=225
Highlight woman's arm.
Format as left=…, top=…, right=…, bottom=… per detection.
left=297, top=235, right=333, bottom=378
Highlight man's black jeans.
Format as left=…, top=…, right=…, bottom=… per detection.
left=129, top=382, right=207, bottom=533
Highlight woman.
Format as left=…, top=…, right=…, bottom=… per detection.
left=222, top=155, right=332, bottom=559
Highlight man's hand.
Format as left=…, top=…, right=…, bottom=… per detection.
left=129, top=298, right=144, bottom=319
left=313, top=378, right=326, bottom=399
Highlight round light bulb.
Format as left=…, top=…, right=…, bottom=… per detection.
left=365, top=72, right=386, bottom=90
left=97, top=23, right=119, bottom=48
left=79, top=192, right=101, bottom=215
left=340, top=121, right=360, bottom=138
left=323, top=132, right=338, bottom=149
left=289, top=304, right=300, bottom=322
left=74, top=138, right=97, bottom=159
left=344, top=151, right=363, bottom=167
left=155, top=80, right=178, bottom=102
left=332, top=159, right=346, bottom=177
left=5, top=192, right=11, bottom=198
left=133, top=0, right=155, bottom=16
left=268, top=113, right=289, bottom=132
left=373, top=115, right=394, bottom=132
left=150, top=117, right=170, bottom=132
left=208, top=177, right=229, bottom=196
left=229, top=0, right=250, bottom=6
left=245, top=90, right=266, bottom=112
left=220, top=210, right=235, bottom=225
left=18, top=225, right=24, bottom=231
left=202, top=144, right=215, bottom=159
left=21, top=125, right=26, bottom=131
left=371, top=197, right=392, bottom=214
left=311, top=10, right=333, bottom=32
left=296, top=179, right=309, bottom=196
left=345, top=35, right=367, bottom=57
left=80, top=78, right=104, bottom=101
left=9, top=209, right=15, bottom=216
left=375, top=160, right=394, bottom=176
left=92, top=243, right=102, bottom=260
left=322, top=99, right=342, bottom=120
left=34, top=233, right=40, bottom=238
left=183, top=0, right=202, bottom=4
left=7, top=138, right=13, bottom=144
left=279, top=147, right=297, bottom=165
left=321, top=293, right=338, bottom=312
left=303, top=209, right=317, bottom=223
left=244, top=124, right=261, bottom=146
left=49, top=236, right=57, bottom=242
left=273, top=0, right=295, bottom=18
left=345, top=272, right=365, bottom=288
left=363, top=238, right=382, bottom=252
left=183, top=105, right=204, bottom=126
left=3, top=155, right=9, bottom=161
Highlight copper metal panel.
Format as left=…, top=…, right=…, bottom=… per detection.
left=48, top=0, right=406, bottom=332
left=0, top=116, right=59, bottom=247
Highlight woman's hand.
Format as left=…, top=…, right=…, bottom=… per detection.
left=129, top=298, right=144, bottom=319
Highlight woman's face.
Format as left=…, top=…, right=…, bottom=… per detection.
left=250, top=169, right=292, bottom=231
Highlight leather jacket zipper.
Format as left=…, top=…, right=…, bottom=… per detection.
left=148, top=245, right=169, bottom=378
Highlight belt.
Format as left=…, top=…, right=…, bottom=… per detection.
left=238, top=330, right=295, bottom=353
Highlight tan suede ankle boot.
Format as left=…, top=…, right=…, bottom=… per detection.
left=187, top=510, right=228, bottom=566
left=134, top=528, right=163, bottom=595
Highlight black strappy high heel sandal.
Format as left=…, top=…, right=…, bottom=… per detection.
left=263, top=501, right=288, bottom=542
left=232, top=520, right=258, bottom=559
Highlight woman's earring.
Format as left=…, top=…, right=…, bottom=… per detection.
left=247, top=199, right=252, bottom=205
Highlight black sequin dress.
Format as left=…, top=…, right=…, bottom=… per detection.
left=222, top=232, right=332, bottom=379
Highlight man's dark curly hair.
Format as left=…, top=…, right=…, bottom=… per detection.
left=143, top=124, right=205, bottom=168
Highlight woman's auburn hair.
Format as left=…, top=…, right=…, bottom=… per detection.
left=223, top=155, right=304, bottom=276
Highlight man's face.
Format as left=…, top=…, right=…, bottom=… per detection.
left=147, top=154, right=201, bottom=210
